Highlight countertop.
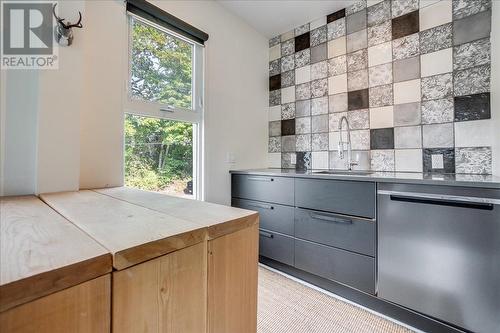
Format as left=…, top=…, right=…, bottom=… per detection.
left=230, top=169, right=500, bottom=189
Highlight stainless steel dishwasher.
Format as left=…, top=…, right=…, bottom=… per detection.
left=377, top=183, right=500, bottom=333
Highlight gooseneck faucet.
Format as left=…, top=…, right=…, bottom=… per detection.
left=338, top=116, right=357, bottom=171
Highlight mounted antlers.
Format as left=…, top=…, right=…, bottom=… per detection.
left=52, top=3, right=83, bottom=46
left=52, top=4, right=83, bottom=29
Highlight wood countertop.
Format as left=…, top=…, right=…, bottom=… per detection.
left=0, top=196, right=112, bottom=312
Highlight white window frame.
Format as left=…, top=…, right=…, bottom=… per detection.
left=124, top=13, right=205, bottom=200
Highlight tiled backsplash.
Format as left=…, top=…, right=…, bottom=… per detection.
left=268, top=0, right=493, bottom=174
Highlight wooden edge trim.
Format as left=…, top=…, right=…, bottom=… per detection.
left=0, top=253, right=112, bottom=313
left=113, top=227, right=207, bottom=270
left=207, top=213, right=259, bottom=240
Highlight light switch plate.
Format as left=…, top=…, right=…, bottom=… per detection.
left=431, top=154, right=444, bottom=169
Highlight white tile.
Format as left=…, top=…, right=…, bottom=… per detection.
left=281, top=30, right=294, bottom=42
left=328, top=131, right=348, bottom=151
left=419, top=1, right=452, bottom=31
left=312, top=151, right=329, bottom=170
left=368, top=41, right=392, bottom=67
left=370, top=106, right=394, bottom=129
left=281, top=86, right=295, bottom=104
left=395, top=149, right=423, bottom=172
left=269, top=44, right=281, bottom=61
left=367, top=0, right=384, bottom=7
left=423, top=123, right=454, bottom=148
left=454, top=119, right=495, bottom=148
left=269, top=106, right=281, bottom=121
left=268, top=153, right=281, bottom=168
left=420, top=48, right=452, bottom=77
left=310, top=16, right=327, bottom=31
left=393, top=79, right=421, bottom=104
left=419, top=0, right=442, bottom=8
left=328, top=37, right=347, bottom=58
left=328, top=73, right=348, bottom=94
left=394, top=126, right=422, bottom=148
left=295, top=65, right=311, bottom=84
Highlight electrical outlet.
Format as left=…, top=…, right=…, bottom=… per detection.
left=431, top=154, right=444, bottom=169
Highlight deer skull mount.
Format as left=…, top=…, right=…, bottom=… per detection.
left=52, top=4, right=83, bottom=46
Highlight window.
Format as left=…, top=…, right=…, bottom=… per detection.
left=124, top=14, right=204, bottom=199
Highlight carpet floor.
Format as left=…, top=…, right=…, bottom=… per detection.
left=257, top=266, right=415, bottom=333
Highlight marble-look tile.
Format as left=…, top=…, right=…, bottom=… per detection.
left=311, top=61, right=328, bottom=80
left=281, top=30, right=295, bottom=42
left=329, top=112, right=348, bottom=131
left=311, top=96, right=328, bottom=115
left=392, top=0, right=419, bottom=18
left=269, top=59, right=280, bottom=76
left=393, top=56, right=420, bottom=82
left=312, top=133, right=329, bottom=151
left=395, top=125, right=422, bottom=148
left=328, top=73, right=348, bottom=95
left=281, top=39, right=295, bottom=57
left=454, top=118, right=495, bottom=147
left=281, top=55, right=295, bottom=72
left=312, top=151, right=330, bottom=170
left=295, top=65, right=311, bottom=85
left=420, top=23, right=452, bottom=54
left=371, top=128, right=394, bottom=149
left=369, top=84, right=393, bottom=107
left=269, top=90, right=281, bottom=106
left=311, top=78, right=328, bottom=98
left=327, top=18, right=346, bottom=41
left=327, top=9, right=346, bottom=23
left=370, top=106, right=394, bottom=129
left=310, top=17, right=327, bottom=31
left=368, top=0, right=385, bottom=7
left=296, top=134, right=311, bottom=152
left=455, top=147, right=492, bottom=174
left=369, top=63, right=393, bottom=87
left=312, top=114, right=329, bottom=133
left=420, top=48, right=453, bottom=77
left=421, top=73, right=453, bottom=101
left=419, top=0, right=452, bottom=31
left=296, top=152, right=312, bottom=171
left=422, top=123, right=454, bottom=148
left=311, top=26, right=327, bottom=47
left=453, top=65, right=490, bottom=97
left=368, top=0, right=391, bottom=27
left=310, top=43, right=328, bottom=64
left=269, top=36, right=280, bottom=48
left=392, top=11, right=420, bottom=40
left=453, top=38, right=490, bottom=71
left=368, top=21, right=392, bottom=47
left=351, top=130, right=371, bottom=150
left=453, top=10, right=491, bottom=46
left=347, top=29, right=368, bottom=53
left=395, top=149, right=423, bottom=172
left=281, top=70, right=295, bottom=88
left=454, top=93, right=491, bottom=122
left=328, top=36, right=347, bottom=58
left=295, top=49, right=310, bottom=68
left=348, top=89, right=370, bottom=110
left=347, top=49, right=368, bottom=72
left=269, top=44, right=281, bottom=62
left=296, top=82, right=311, bottom=101
left=281, top=119, right=296, bottom=136
left=368, top=41, right=392, bottom=67
left=453, top=0, right=491, bottom=20
left=394, top=102, right=421, bottom=126
left=348, top=109, right=370, bottom=129
left=281, top=86, right=295, bottom=104
left=269, top=137, right=281, bottom=153
left=347, top=0, right=367, bottom=15
left=270, top=74, right=281, bottom=91
left=281, top=135, right=296, bottom=152
left=281, top=152, right=296, bottom=169
left=392, top=33, right=420, bottom=60
left=295, top=99, right=311, bottom=117
left=423, top=148, right=455, bottom=173
left=347, top=9, right=367, bottom=34
left=371, top=149, right=395, bottom=171
left=269, top=120, right=281, bottom=137
left=421, top=98, right=454, bottom=124
left=328, top=55, right=347, bottom=76
left=295, top=117, right=311, bottom=134
left=268, top=152, right=281, bottom=168
left=295, top=23, right=310, bottom=36
left=281, top=103, right=295, bottom=119
left=329, top=93, right=348, bottom=113
left=295, top=32, right=311, bottom=53
left=269, top=106, right=281, bottom=121
left=348, top=69, right=369, bottom=91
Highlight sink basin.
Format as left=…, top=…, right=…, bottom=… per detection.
left=313, top=170, right=374, bottom=176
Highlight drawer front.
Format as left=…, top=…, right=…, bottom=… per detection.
left=232, top=198, right=294, bottom=236
left=259, top=229, right=294, bottom=266
left=295, top=178, right=376, bottom=218
left=232, top=174, right=294, bottom=205
left=295, top=208, right=375, bottom=256
left=295, top=239, right=375, bottom=294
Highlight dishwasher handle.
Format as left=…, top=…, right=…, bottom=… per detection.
left=388, top=194, right=494, bottom=211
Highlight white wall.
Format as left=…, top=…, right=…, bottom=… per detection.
left=492, top=1, right=500, bottom=176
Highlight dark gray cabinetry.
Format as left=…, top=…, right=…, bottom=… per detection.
left=259, top=230, right=294, bottom=266
left=231, top=174, right=294, bottom=205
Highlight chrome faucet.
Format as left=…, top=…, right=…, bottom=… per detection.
left=338, top=116, right=357, bottom=171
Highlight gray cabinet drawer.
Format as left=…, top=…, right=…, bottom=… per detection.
left=259, top=229, right=294, bottom=266
left=295, top=239, right=375, bottom=294
left=233, top=198, right=294, bottom=236
left=232, top=174, right=294, bottom=205
left=295, top=208, right=375, bottom=256
left=295, top=178, right=376, bottom=218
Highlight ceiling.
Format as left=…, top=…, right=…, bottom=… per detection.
left=217, top=1, right=355, bottom=38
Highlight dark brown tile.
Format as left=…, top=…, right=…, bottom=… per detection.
left=454, top=93, right=490, bottom=122
left=348, top=89, right=369, bottom=110
left=392, top=10, right=419, bottom=40
left=423, top=148, right=455, bottom=173
left=295, top=32, right=310, bottom=52
left=370, top=128, right=394, bottom=149
left=269, top=74, right=281, bottom=91
left=327, top=8, right=346, bottom=23
left=281, top=119, right=296, bottom=136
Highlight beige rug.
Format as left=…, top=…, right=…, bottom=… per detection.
left=258, top=266, right=415, bottom=333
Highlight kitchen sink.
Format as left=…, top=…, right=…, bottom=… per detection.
left=313, top=170, right=374, bottom=176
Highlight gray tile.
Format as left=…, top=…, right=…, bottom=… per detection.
left=269, top=120, right=281, bottom=136
left=392, top=0, right=419, bottom=18
left=281, top=103, right=295, bottom=119
left=327, top=18, right=346, bottom=41
left=296, top=117, right=311, bottom=134
left=348, top=69, right=369, bottom=91
left=329, top=112, right=348, bottom=131
left=295, top=23, right=310, bottom=36
left=269, top=36, right=280, bottom=48
left=281, top=135, right=296, bottom=152
left=346, top=29, right=367, bottom=53
left=421, top=98, right=454, bottom=124
left=310, top=61, right=328, bottom=80
left=368, top=63, right=393, bottom=87
left=453, top=38, right=490, bottom=71
left=347, top=49, right=368, bottom=72
left=422, top=123, right=454, bottom=148
left=453, top=0, right=491, bottom=20
left=281, top=152, right=296, bottom=168
left=368, top=0, right=391, bottom=27
left=328, top=55, right=347, bottom=76
left=371, top=128, right=395, bottom=149
left=453, top=65, right=490, bottom=97
left=269, top=90, right=281, bottom=106
left=281, top=39, right=295, bottom=57
left=311, top=96, right=328, bottom=115
left=369, top=84, right=393, bottom=107
left=296, top=151, right=312, bottom=170
left=296, top=82, right=311, bottom=101
left=311, top=78, right=328, bottom=98
left=455, top=147, right=492, bottom=174
left=368, top=21, right=392, bottom=47
left=295, top=49, right=310, bottom=68
left=347, top=0, right=367, bottom=16
left=393, top=56, right=420, bottom=83
left=268, top=137, right=281, bottom=152
left=454, top=93, right=491, bottom=122
left=281, top=55, right=295, bottom=72
left=392, top=33, right=419, bottom=60
left=394, top=125, right=422, bottom=148
left=370, top=149, right=395, bottom=171
left=329, top=93, right=348, bottom=113
left=311, top=26, right=327, bottom=47
left=311, top=43, right=328, bottom=64
left=453, top=10, right=491, bottom=46
left=420, top=23, right=452, bottom=54
left=421, top=73, right=453, bottom=101
left=423, top=148, right=455, bottom=173
left=346, top=9, right=367, bottom=34
left=348, top=109, right=370, bottom=129
left=393, top=102, right=421, bottom=126
left=281, top=70, right=295, bottom=88
left=312, top=133, right=329, bottom=151
left=312, top=114, right=329, bottom=133
left=295, top=99, right=311, bottom=117
left=269, top=59, right=280, bottom=76
left=296, top=134, right=311, bottom=152
left=352, top=150, right=371, bottom=170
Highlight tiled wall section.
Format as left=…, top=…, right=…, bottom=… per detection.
left=268, top=0, right=493, bottom=174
